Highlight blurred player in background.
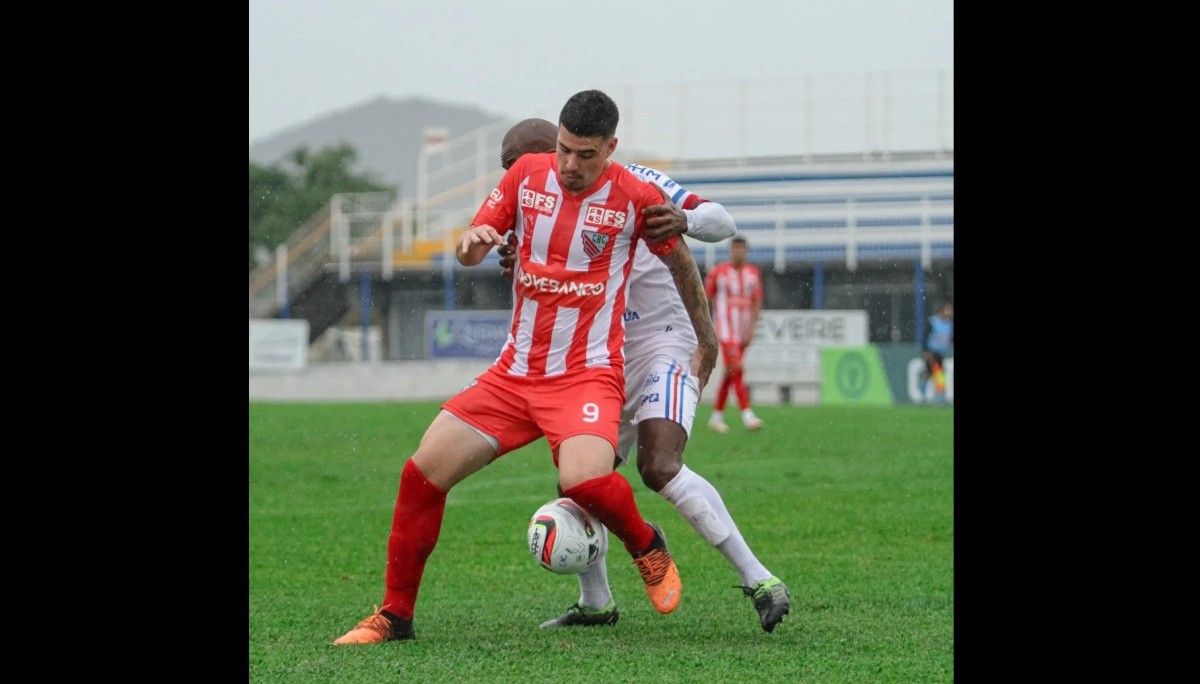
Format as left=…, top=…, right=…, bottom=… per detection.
left=497, top=118, right=791, bottom=634
left=922, top=301, right=953, bottom=404
left=334, top=90, right=713, bottom=645
left=705, top=236, right=765, bottom=432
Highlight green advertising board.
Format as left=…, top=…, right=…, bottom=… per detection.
left=820, top=346, right=894, bottom=405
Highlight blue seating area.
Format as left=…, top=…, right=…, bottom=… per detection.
left=664, top=154, right=953, bottom=270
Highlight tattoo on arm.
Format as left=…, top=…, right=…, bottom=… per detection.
left=662, top=242, right=718, bottom=379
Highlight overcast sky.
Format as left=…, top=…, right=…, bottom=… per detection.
left=249, top=0, right=954, bottom=145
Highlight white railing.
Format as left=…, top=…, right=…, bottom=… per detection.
left=249, top=192, right=394, bottom=317
left=688, top=195, right=954, bottom=273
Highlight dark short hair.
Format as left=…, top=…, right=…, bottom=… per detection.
left=731, top=236, right=748, bottom=246
left=559, top=90, right=619, bottom=140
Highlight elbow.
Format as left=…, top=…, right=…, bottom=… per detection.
left=715, top=212, right=737, bottom=241
left=686, top=202, right=738, bottom=243
left=705, top=202, right=737, bottom=241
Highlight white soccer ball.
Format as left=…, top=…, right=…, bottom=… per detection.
left=527, top=497, right=603, bottom=574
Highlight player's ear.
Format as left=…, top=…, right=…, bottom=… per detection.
left=606, top=137, right=618, bottom=156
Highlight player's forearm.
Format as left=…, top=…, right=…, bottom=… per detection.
left=457, top=247, right=486, bottom=266
left=660, top=241, right=718, bottom=378
left=684, top=202, right=737, bottom=243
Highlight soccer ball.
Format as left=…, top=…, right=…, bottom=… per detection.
left=527, top=497, right=602, bottom=574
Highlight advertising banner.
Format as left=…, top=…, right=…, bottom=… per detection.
left=424, top=310, right=511, bottom=360
left=819, top=346, right=894, bottom=405
left=249, top=319, right=310, bottom=371
left=749, top=310, right=869, bottom=364
left=875, top=343, right=954, bottom=405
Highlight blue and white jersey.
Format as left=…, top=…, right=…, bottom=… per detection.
left=625, top=163, right=701, bottom=209
left=622, top=164, right=707, bottom=357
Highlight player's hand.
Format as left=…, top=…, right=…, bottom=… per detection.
left=457, top=225, right=503, bottom=266
left=460, top=224, right=503, bottom=250
left=497, top=233, right=518, bottom=279
left=642, top=202, right=688, bottom=242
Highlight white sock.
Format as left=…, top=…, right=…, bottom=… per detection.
left=659, top=466, right=772, bottom=586
left=742, top=408, right=758, bottom=422
left=575, top=521, right=613, bottom=609
left=710, top=411, right=726, bottom=423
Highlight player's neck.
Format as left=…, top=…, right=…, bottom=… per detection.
left=562, top=161, right=612, bottom=197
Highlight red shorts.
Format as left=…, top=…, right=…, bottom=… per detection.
left=720, top=341, right=745, bottom=369
left=441, top=367, right=625, bottom=461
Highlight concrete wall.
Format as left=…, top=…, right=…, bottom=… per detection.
left=249, top=360, right=817, bottom=405
left=249, top=361, right=485, bottom=402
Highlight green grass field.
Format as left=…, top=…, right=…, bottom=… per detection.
left=249, top=402, right=954, bottom=683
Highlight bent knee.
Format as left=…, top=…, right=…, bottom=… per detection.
left=636, top=446, right=684, bottom=492
left=635, top=419, right=688, bottom=490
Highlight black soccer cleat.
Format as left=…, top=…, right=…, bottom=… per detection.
left=538, top=601, right=620, bottom=628
left=738, top=577, right=791, bottom=633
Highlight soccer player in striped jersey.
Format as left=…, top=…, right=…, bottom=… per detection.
left=497, top=118, right=791, bottom=634
left=705, top=236, right=766, bottom=432
left=334, top=90, right=716, bottom=645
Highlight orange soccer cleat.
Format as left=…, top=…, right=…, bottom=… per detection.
left=632, top=523, right=682, bottom=614
left=332, top=606, right=415, bottom=645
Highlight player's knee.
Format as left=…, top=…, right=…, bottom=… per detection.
left=637, top=445, right=683, bottom=492
left=634, top=419, right=687, bottom=490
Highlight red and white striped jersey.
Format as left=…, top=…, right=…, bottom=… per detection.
left=470, top=152, right=678, bottom=378
left=704, top=261, right=763, bottom=345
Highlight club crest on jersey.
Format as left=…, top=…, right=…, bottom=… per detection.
left=581, top=230, right=610, bottom=259
left=585, top=205, right=627, bottom=229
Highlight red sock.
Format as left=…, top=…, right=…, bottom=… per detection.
left=733, top=368, right=751, bottom=409
left=564, top=472, right=654, bottom=555
left=714, top=373, right=731, bottom=411
left=381, top=459, right=447, bottom=621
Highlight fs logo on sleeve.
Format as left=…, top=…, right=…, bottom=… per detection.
left=486, top=187, right=504, bottom=208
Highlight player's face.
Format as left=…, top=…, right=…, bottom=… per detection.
left=556, top=126, right=616, bottom=193
left=730, top=243, right=747, bottom=265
